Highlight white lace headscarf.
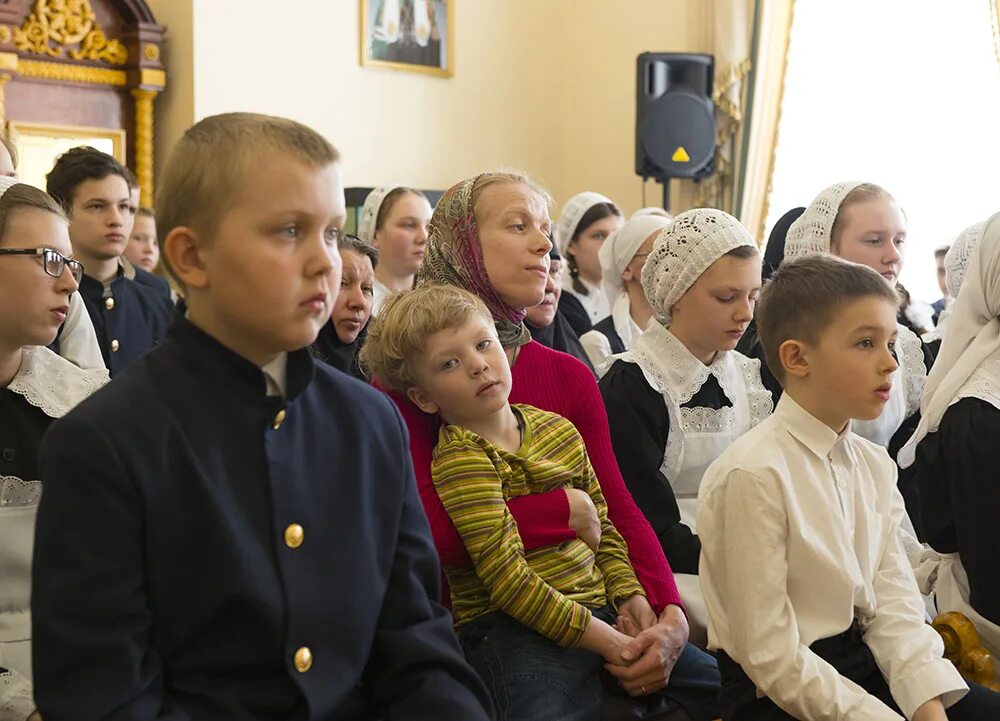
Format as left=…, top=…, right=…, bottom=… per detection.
left=554, top=191, right=614, bottom=255
left=599, top=214, right=672, bottom=312
left=945, top=221, right=987, bottom=300
left=899, top=211, right=1000, bottom=467
left=784, top=182, right=865, bottom=260
left=357, top=186, right=405, bottom=245
left=641, top=208, right=757, bottom=324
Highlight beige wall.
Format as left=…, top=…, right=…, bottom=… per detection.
left=149, top=0, right=707, bottom=216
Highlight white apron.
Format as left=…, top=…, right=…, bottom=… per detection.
left=609, top=324, right=773, bottom=644
left=0, top=346, right=106, bottom=709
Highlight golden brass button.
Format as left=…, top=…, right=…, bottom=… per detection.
left=293, top=646, right=312, bottom=673
left=104, top=297, right=115, bottom=310
left=284, top=523, right=304, bottom=549
left=272, top=408, right=286, bottom=430
left=110, top=339, right=120, bottom=352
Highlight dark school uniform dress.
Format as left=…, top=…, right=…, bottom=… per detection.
left=31, top=315, right=494, bottom=721
left=77, top=262, right=174, bottom=376
left=913, top=396, right=1000, bottom=646
left=0, top=347, right=107, bottom=720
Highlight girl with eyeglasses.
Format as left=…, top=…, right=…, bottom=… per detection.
left=0, top=177, right=107, bottom=720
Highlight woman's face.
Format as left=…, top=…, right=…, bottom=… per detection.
left=476, top=182, right=553, bottom=311
left=0, top=208, right=78, bottom=350
left=331, top=248, right=375, bottom=344
left=569, top=213, right=622, bottom=284
left=669, top=253, right=762, bottom=362
left=525, top=256, right=563, bottom=328
left=373, top=192, right=432, bottom=279
left=831, top=197, right=906, bottom=284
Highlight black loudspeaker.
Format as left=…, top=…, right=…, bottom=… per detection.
left=635, top=53, right=715, bottom=182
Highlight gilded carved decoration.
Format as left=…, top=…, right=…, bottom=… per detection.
left=17, top=58, right=126, bottom=85
left=13, top=0, right=128, bottom=65
left=131, top=87, right=157, bottom=207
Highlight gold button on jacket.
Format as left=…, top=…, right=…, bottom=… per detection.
left=110, top=339, right=120, bottom=352
left=293, top=646, right=312, bottom=673
left=104, top=297, right=115, bottom=310
left=272, top=409, right=286, bottom=430
left=284, top=523, right=304, bottom=549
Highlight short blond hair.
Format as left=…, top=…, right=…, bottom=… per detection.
left=156, top=112, right=340, bottom=280
left=360, top=284, right=494, bottom=392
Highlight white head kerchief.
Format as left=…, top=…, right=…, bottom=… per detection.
left=641, top=208, right=756, bottom=324
left=0, top=175, right=19, bottom=198
left=784, top=182, right=864, bottom=260
left=555, top=191, right=613, bottom=255
left=358, top=186, right=403, bottom=245
left=899, top=211, right=1000, bottom=467
left=945, top=221, right=987, bottom=300
left=630, top=207, right=672, bottom=220
left=599, top=214, right=672, bottom=313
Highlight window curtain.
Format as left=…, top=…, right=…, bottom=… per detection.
left=734, top=0, right=795, bottom=243
left=690, top=0, right=754, bottom=215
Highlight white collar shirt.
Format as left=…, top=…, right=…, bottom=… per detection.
left=697, top=393, right=966, bottom=720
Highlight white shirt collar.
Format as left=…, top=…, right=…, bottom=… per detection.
left=261, top=353, right=288, bottom=398
left=775, top=392, right=849, bottom=459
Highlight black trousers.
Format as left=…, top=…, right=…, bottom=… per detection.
left=717, top=624, right=1000, bottom=720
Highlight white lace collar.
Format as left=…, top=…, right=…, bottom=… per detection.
left=6, top=346, right=109, bottom=419
left=954, top=357, right=1000, bottom=413
left=631, top=322, right=729, bottom=405
left=896, top=323, right=928, bottom=418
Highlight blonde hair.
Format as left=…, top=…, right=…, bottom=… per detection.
left=156, top=112, right=340, bottom=281
left=830, top=182, right=894, bottom=249
left=470, top=169, right=554, bottom=217
left=360, top=284, right=494, bottom=392
left=0, top=184, right=67, bottom=246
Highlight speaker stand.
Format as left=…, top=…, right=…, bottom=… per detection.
left=655, top=177, right=671, bottom=214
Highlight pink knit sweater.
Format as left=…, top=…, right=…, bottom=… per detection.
left=383, top=340, right=681, bottom=612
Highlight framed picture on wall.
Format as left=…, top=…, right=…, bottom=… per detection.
left=360, top=0, right=453, bottom=77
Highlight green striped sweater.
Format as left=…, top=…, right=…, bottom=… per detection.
left=432, top=403, right=645, bottom=648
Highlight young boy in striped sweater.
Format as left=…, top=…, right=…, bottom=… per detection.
left=361, top=284, right=651, bottom=721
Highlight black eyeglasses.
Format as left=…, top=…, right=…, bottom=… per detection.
left=0, top=247, right=84, bottom=283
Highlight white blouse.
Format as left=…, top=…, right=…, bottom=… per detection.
left=698, top=394, right=966, bottom=721
left=561, top=275, right=609, bottom=325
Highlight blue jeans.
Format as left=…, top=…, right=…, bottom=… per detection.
left=458, top=606, right=721, bottom=721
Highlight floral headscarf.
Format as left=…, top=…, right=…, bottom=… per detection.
left=418, top=175, right=532, bottom=347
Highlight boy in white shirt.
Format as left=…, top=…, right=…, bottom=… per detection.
left=697, top=254, right=1000, bottom=720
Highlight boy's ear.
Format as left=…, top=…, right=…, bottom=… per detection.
left=164, top=226, right=208, bottom=290
left=778, top=338, right=810, bottom=379
left=406, top=386, right=439, bottom=416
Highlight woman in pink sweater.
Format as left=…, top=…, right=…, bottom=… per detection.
left=378, top=170, right=720, bottom=715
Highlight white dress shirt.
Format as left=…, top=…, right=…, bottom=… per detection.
left=261, top=353, right=288, bottom=398
left=697, top=393, right=966, bottom=721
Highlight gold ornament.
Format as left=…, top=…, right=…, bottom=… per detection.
left=13, top=0, right=127, bottom=65
left=17, top=58, right=126, bottom=85
left=0, top=26, right=12, bottom=44
left=142, top=43, right=159, bottom=61
left=131, top=87, right=158, bottom=207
